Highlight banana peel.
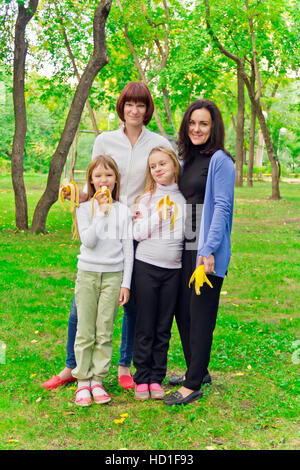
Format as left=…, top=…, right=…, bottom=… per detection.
left=91, top=186, right=112, bottom=216
left=189, top=265, right=213, bottom=295
left=156, top=194, right=178, bottom=230
left=59, top=179, right=80, bottom=239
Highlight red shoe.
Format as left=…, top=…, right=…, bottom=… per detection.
left=41, top=375, right=76, bottom=390
left=118, top=373, right=135, bottom=390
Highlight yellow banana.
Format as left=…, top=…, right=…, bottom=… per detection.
left=59, top=179, right=80, bottom=239
left=156, top=195, right=178, bottom=230
left=91, top=186, right=112, bottom=216
left=189, top=265, right=213, bottom=295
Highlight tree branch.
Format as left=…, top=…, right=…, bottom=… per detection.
left=244, top=0, right=262, bottom=99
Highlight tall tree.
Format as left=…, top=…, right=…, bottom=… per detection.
left=204, top=0, right=297, bottom=199
left=31, top=0, right=113, bottom=233
left=235, top=62, right=245, bottom=186
left=11, top=0, right=39, bottom=230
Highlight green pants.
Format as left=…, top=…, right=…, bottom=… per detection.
left=72, top=269, right=122, bottom=381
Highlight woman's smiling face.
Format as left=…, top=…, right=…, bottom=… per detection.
left=188, top=108, right=212, bottom=146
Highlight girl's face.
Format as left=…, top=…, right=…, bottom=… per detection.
left=149, top=151, right=176, bottom=186
left=91, top=163, right=116, bottom=194
left=123, top=101, right=147, bottom=127
left=188, top=108, right=212, bottom=146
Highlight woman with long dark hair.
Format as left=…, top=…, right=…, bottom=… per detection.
left=165, top=99, right=235, bottom=406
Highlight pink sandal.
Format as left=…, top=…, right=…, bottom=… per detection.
left=91, top=384, right=111, bottom=404
left=75, top=386, right=92, bottom=407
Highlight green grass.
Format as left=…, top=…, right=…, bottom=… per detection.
left=0, top=174, right=299, bottom=450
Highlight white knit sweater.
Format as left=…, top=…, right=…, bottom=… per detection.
left=76, top=200, right=133, bottom=289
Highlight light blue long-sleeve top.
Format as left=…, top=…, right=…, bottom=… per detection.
left=197, top=150, right=235, bottom=278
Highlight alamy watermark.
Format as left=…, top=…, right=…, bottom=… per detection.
left=0, top=341, right=6, bottom=364
left=291, top=340, right=300, bottom=365
left=0, top=81, right=5, bottom=106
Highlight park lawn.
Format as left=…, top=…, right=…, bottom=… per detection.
left=0, top=175, right=299, bottom=450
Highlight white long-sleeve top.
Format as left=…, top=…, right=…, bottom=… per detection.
left=91, top=125, right=173, bottom=209
left=76, top=200, right=133, bottom=289
left=133, top=183, right=186, bottom=269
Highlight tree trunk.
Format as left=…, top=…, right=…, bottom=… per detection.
left=31, top=0, right=113, bottom=233
left=70, top=130, right=78, bottom=181
left=235, top=64, right=245, bottom=186
left=247, top=62, right=256, bottom=187
left=162, top=86, right=176, bottom=134
left=247, top=101, right=256, bottom=186
left=11, top=0, right=39, bottom=230
left=60, top=22, right=99, bottom=135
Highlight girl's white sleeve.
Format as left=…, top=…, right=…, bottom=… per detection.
left=121, top=209, right=134, bottom=289
left=76, top=203, right=108, bottom=248
left=133, top=202, right=161, bottom=241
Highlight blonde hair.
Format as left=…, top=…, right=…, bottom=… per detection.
left=136, top=146, right=181, bottom=204
left=86, top=155, right=120, bottom=202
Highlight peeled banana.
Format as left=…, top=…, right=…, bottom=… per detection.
left=189, top=265, right=213, bottom=295
left=59, top=179, right=80, bottom=239
left=156, top=195, right=178, bottom=230
left=91, top=186, right=112, bottom=216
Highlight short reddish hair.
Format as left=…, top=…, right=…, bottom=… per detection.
left=116, top=82, right=154, bottom=125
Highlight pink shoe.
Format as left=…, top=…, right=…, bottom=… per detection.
left=134, top=383, right=150, bottom=401
left=91, top=384, right=111, bottom=404
left=149, top=383, right=165, bottom=399
left=41, top=375, right=76, bottom=390
left=118, top=373, right=135, bottom=390
left=75, top=386, right=92, bottom=407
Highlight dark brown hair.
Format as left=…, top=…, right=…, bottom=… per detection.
left=116, top=82, right=154, bottom=125
left=177, top=99, right=233, bottom=162
left=86, top=155, right=120, bottom=202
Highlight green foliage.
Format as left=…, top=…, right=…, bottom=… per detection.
left=0, top=176, right=299, bottom=449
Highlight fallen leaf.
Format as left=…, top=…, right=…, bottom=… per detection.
left=235, top=372, right=245, bottom=376
left=8, top=439, right=19, bottom=443
left=36, top=397, right=42, bottom=403
left=120, top=413, right=128, bottom=418
left=212, top=438, right=224, bottom=445
left=232, top=303, right=239, bottom=307
left=114, top=418, right=125, bottom=424
left=30, top=374, right=37, bottom=379
left=62, top=411, right=75, bottom=416
left=31, top=339, right=38, bottom=344
left=220, top=291, right=228, bottom=295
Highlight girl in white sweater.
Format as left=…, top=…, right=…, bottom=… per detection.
left=132, top=147, right=185, bottom=400
left=72, top=155, right=133, bottom=406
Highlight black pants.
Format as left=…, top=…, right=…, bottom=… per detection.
left=175, top=247, right=223, bottom=390
left=133, top=259, right=181, bottom=385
